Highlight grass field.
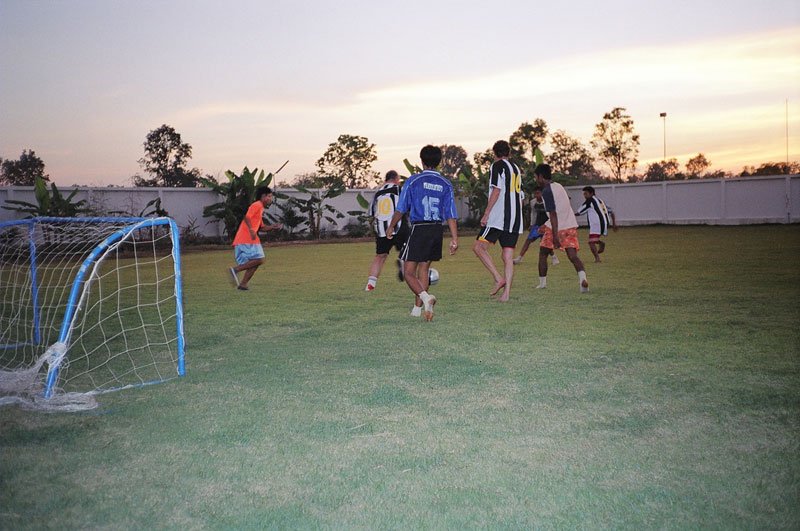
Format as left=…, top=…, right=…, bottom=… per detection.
left=2, top=225, right=799, bottom=529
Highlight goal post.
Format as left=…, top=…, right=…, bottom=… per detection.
left=0, top=216, right=185, bottom=410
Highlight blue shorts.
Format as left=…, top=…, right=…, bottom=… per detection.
left=234, top=244, right=265, bottom=265
left=527, top=225, right=543, bottom=241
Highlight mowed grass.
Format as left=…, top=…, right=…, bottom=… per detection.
left=2, top=225, right=798, bottom=529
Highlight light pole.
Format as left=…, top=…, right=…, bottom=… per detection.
left=659, top=112, right=667, bottom=160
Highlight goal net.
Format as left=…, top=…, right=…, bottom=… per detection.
left=0, top=217, right=185, bottom=411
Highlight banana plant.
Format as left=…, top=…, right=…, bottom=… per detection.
left=2, top=175, right=89, bottom=217
left=201, top=167, right=273, bottom=242
left=288, top=182, right=346, bottom=239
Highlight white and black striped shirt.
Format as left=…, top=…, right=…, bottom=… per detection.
left=486, top=159, right=524, bottom=233
left=577, top=196, right=613, bottom=235
left=369, top=182, right=403, bottom=238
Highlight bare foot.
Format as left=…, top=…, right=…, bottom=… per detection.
left=594, top=258, right=602, bottom=263
left=493, top=294, right=509, bottom=302
left=490, top=280, right=506, bottom=296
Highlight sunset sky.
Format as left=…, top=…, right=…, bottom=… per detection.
left=2, top=0, right=799, bottom=187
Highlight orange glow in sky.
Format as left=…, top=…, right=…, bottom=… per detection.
left=1, top=1, right=798, bottom=186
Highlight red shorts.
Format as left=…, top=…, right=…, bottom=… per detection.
left=540, top=226, right=579, bottom=250
left=588, top=234, right=601, bottom=244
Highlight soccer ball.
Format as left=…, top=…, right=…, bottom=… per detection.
left=428, top=268, right=439, bottom=286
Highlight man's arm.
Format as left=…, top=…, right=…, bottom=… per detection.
left=481, top=187, right=501, bottom=227
left=447, top=217, right=459, bottom=255
left=244, top=218, right=256, bottom=240
left=385, top=210, right=404, bottom=239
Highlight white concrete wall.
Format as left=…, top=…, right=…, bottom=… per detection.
left=565, top=174, right=799, bottom=226
left=2, top=175, right=797, bottom=238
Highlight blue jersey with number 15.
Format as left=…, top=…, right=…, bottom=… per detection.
left=396, top=170, right=457, bottom=223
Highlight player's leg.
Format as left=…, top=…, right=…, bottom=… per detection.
left=238, top=261, right=262, bottom=289
left=587, top=233, right=602, bottom=262
left=562, top=228, right=589, bottom=293
left=514, top=238, right=532, bottom=264
left=598, top=239, right=606, bottom=254
left=536, top=227, right=554, bottom=289
left=417, top=260, right=435, bottom=321
left=403, top=260, right=434, bottom=318
left=514, top=226, right=537, bottom=264
left=402, top=224, right=438, bottom=320
left=232, top=245, right=265, bottom=290
left=495, top=246, right=515, bottom=302
left=366, top=253, right=388, bottom=290
left=473, top=229, right=504, bottom=295
left=589, top=242, right=601, bottom=262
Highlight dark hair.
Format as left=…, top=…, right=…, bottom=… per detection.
left=255, top=186, right=273, bottom=199
left=533, top=185, right=543, bottom=192
left=492, top=140, right=510, bottom=158
left=385, top=170, right=398, bottom=181
left=582, top=186, right=595, bottom=195
left=420, top=145, right=442, bottom=169
left=534, top=164, right=552, bottom=180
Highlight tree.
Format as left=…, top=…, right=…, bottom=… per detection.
left=1, top=149, right=50, bottom=186
left=134, top=124, right=204, bottom=187
left=591, top=107, right=640, bottom=182
left=438, top=144, right=469, bottom=180
left=472, top=148, right=495, bottom=175
left=315, top=134, right=379, bottom=188
left=549, top=131, right=599, bottom=183
left=292, top=172, right=326, bottom=188
left=644, top=158, right=681, bottom=182
left=509, top=119, right=548, bottom=164
left=686, top=153, right=711, bottom=179
left=740, top=161, right=800, bottom=177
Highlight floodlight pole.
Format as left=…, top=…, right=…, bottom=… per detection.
left=659, top=112, right=667, bottom=161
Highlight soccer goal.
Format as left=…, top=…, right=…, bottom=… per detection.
left=0, top=217, right=185, bottom=411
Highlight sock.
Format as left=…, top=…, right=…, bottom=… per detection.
left=419, top=291, right=431, bottom=304
left=411, top=305, right=422, bottom=317
left=578, top=271, right=587, bottom=284
left=367, top=276, right=377, bottom=287
left=538, top=276, right=547, bottom=287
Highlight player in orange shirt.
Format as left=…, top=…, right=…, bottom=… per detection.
left=228, top=186, right=282, bottom=290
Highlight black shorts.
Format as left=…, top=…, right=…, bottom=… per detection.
left=401, top=222, right=443, bottom=263
left=477, top=227, right=520, bottom=248
left=375, top=225, right=408, bottom=255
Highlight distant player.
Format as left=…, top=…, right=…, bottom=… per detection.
left=513, top=186, right=559, bottom=266
left=472, top=140, right=524, bottom=302
left=534, top=164, right=589, bottom=293
left=365, top=170, right=408, bottom=291
left=228, top=186, right=282, bottom=291
left=386, top=145, right=459, bottom=321
left=576, top=186, right=618, bottom=263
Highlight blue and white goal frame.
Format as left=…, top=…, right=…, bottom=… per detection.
left=0, top=216, right=185, bottom=398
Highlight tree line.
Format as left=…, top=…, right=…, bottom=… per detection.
left=2, top=110, right=799, bottom=187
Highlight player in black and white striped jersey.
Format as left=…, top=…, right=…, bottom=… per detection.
left=576, top=186, right=618, bottom=263
left=472, top=140, right=525, bottom=302
left=365, top=170, right=409, bottom=291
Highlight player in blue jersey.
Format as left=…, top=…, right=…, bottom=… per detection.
left=386, top=145, right=459, bottom=322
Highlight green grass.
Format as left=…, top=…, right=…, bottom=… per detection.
left=2, top=225, right=799, bottom=529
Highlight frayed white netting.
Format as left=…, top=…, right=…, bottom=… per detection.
left=0, top=218, right=184, bottom=411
